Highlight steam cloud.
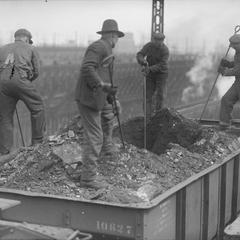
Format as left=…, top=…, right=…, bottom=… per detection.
left=181, top=55, right=216, bottom=103
left=181, top=53, right=237, bottom=105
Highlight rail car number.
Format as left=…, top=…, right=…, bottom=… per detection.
left=96, top=220, right=133, bottom=236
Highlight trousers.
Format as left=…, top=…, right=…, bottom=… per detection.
left=146, top=73, right=168, bottom=120
left=0, top=72, right=46, bottom=153
left=77, top=101, right=115, bottom=181
left=219, top=80, right=240, bottom=125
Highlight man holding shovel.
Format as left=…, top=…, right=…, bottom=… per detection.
left=218, top=34, right=240, bottom=130
left=136, top=32, right=169, bottom=122
left=75, top=19, right=124, bottom=189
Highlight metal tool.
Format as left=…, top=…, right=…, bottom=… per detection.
left=199, top=25, right=240, bottom=121
left=5, top=55, right=25, bottom=147
left=142, top=62, right=149, bottom=149
left=105, top=55, right=125, bottom=149
left=16, top=107, right=25, bottom=147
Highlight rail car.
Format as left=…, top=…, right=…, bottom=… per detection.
left=1, top=104, right=240, bottom=240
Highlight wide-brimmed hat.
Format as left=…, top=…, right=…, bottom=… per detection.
left=97, top=19, right=124, bottom=38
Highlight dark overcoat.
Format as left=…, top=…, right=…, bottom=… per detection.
left=75, top=39, right=112, bottom=110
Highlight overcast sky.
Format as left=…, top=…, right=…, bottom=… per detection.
left=0, top=0, right=239, bottom=52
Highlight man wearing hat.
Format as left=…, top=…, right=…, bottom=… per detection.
left=136, top=32, right=169, bottom=121
left=218, top=34, right=240, bottom=130
left=75, top=19, right=124, bottom=189
left=0, top=28, right=46, bottom=154
left=137, top=33, right=169, bottom=121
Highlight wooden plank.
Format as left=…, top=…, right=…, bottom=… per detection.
left=0, top=198, right=21, bottom=210
left=201, top=175, right=209, bottom=240
left=176, top=189, right=186, bottom=240
left=143, top=196, right=176, bottom=240
left=185, top=181, right=201, bottom=240
left=208, top=170, right=220, bottom=240
left=225, top=161, right=234, bottom=224
left=217, top=164, right=227, bottom=239
left=231, top=156, right=239, bottom=222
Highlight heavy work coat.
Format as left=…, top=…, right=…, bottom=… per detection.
left=0, top=40, right=40, bottom=81
left=75, top=39, right=112, bottom=111
left=223, top=51, right=240, bottom=80
left=136, top=42, right=169, bottom=74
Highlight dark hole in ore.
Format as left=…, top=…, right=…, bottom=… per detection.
left=114, top=108, right=203, bottom=154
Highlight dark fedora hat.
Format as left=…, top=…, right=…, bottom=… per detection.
left=97, top=19, right=124, bottom=38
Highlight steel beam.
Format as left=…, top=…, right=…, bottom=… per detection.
left=151, top=0, right=164, bottom=39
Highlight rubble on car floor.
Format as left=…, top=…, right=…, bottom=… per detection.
left=0, top=109, right=239, bottom=204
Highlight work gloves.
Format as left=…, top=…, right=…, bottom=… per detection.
left=107, top=94, right=114, bottom=105
left=141, top=59, right=148, bottom=66
left=140, top=60, right=150, bottom=76
left=220, top=58, right=230, bottom=67
left=218, top=58, right=227, bottom=75
left=218, top=58, right=234, bottom=75
left=141, top=66, right=150, bottom=76
left=101, top=83, right=118, bottom=96
left=107, top=95, right=122, bottom=114
left=218, top=65, right=226, bottom=75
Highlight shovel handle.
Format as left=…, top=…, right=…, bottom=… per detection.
left=234, top=25, right=240, bottom=33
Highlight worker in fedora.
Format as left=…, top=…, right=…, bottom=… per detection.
left=218, top=34, right=240, bottom=130
left=75, top=19, right=124, bottom=189
left=136, top=32, right=169, bottom=121
left=0, top=28, right=46, bottom=155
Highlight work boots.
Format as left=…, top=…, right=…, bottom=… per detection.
left=100, top=143, right=119, bottom=157
left=69, top=162, right=82, bottom=181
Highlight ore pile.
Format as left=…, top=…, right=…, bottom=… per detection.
left=0, top=109, right=239, bottom=204
left=116, top=108, right=238, bottom=159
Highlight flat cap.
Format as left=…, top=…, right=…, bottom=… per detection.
left=229, top=34, right=240, bottom=44
left=153, top=32, right=165, bottom=40
left=14, top=28, right=32, bottom=39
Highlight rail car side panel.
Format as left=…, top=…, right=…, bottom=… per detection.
left=225, top=161, right=234, bottom=224
left=208, top=169, right=220, bottom=240
left=0, top=194, right=139, bottom=239
left=237, top=155, right=240, bottom=212
left=185, top=180, right=202, bottom=240
left=143, top=196, right=176, bottom=240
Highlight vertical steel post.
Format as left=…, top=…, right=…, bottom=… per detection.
left=151, top=0, right=164, bottom=39
left=143, top=73, right=147, bottom=149
left=176, top=188, right=186, bottom=240
left=217, top=164, right=227, bottom=240
left=231, top=155, right=239, bottom=222
left=201, top=175, right=210, bottom=240
left=142, top=0, right=164, bottom=149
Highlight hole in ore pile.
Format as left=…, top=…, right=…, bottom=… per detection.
left=114, top=108, right=203, bottom=154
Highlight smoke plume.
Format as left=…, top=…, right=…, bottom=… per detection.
left=181, top=55, right=216, bottom=103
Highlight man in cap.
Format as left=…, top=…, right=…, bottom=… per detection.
left=0, top=28, right=46, bottom=154
left=75, top=19, right=124, bottom=189
left=218, top=34, right=240, bottom=130
left=136, top=32, right=169, bottom=121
